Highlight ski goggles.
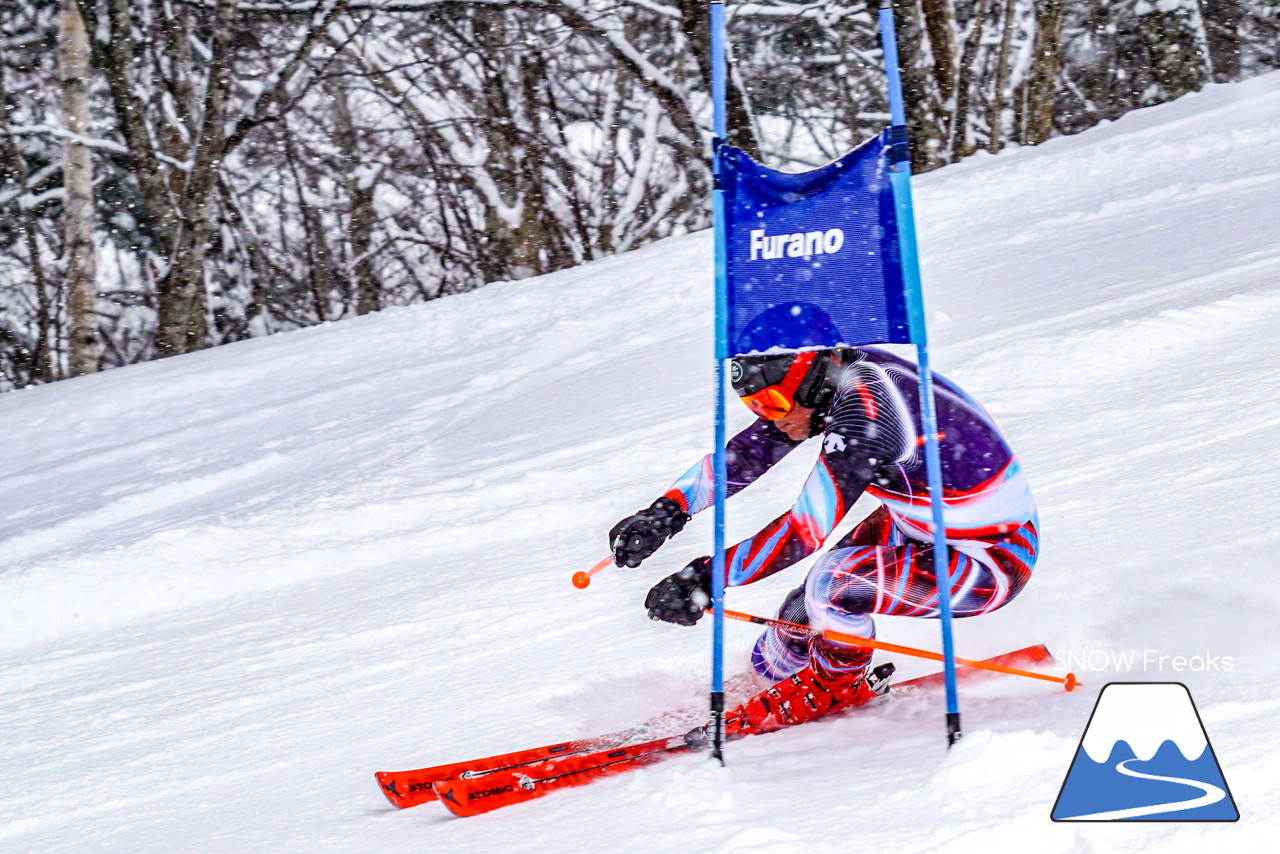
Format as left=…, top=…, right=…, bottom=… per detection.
left=737, top=353, right=816, bottom=421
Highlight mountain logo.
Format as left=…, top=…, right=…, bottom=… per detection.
left=1052, top=682, right=1238, bottom=821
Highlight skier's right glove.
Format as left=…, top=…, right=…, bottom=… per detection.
left=645, top=557, right=712, bottom=626
left=610, top=497, right=691, bottom=568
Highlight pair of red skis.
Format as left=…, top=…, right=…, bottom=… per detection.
left=375, top=644, right=1055, bottom=817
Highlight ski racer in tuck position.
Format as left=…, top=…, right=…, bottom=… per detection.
left=609, top=346, right=1039, bottom=734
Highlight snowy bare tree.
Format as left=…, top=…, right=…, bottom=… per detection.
left=60, top=0, right=100, bottom=376
left=3, top=0, right=1279, bottom=390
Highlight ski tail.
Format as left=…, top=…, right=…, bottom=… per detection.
left=433, top=732, right=698, bottom=817
left=375, top=735, right=619, bottom=808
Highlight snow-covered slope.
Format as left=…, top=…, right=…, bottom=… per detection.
left=3, top=74, right=1279, bottom=852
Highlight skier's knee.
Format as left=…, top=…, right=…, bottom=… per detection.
left=805, top=547, right=878, bottom=618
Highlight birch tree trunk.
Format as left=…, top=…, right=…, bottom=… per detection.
left=987, top=0, right=1019, bottom=154
left=1024, top=0, right=1064, bottom=145
left=948, top=0, right=990, bottom=162
left=60, top=0, right=100, bottom=377
left=920, top=0, right=959, bottom=112
left=325, top=76, right=380, bottom=316
left=1203, top=0, right=1244, bottom=82
left=153, top=0, right=238, bottom=358
left=893, top=0, right=949, bottom=172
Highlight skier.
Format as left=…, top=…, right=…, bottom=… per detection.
left=609, top=346, right=1038, bottom=734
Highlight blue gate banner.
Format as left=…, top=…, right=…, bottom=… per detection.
left=722, top=132, right=910, bottom=356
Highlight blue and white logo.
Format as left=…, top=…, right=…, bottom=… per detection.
left=1052, top=682, right=1238, bottom=821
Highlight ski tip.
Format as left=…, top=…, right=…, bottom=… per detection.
left=994, top=644, right=1055, bottom=668
left=432, top=776, right=518, bottom=818
left=431, top=779, right=469, bottom=817
left=375, top=771, right=439, bottom=808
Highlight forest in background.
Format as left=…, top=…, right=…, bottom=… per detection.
left=1, top=0, right=1277, bottom=390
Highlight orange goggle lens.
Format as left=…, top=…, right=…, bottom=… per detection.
left=740, top=386, right=795, bottom=421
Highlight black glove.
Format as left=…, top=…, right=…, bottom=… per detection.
left=645, top=557, right=712, bottom=626
left=610, top=497, right=690, bottom=568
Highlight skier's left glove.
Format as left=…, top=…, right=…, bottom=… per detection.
left=645, top=557, right=712, bottom=626
left=610, top=497, right=691, bottom=568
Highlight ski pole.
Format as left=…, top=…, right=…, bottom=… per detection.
left=572, top=557, right=614, bottom=589
left=720, top=608, right=1079, bottom=691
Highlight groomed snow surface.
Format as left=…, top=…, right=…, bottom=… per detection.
left=3, top=73, right=1279, bottom=852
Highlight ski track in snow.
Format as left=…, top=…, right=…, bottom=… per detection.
left=2, top=74, right=1280, bottom=852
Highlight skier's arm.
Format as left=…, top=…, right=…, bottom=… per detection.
left=659, top=419, right=803, bottom=515
left=610, top=419, right=801, bottom=568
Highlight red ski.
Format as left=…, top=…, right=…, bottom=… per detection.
left=432, top=730, right=700, bottom=817
left=375, top=733, right=624, bottom=808
left=378, top=644, right=1056, bottom=812
left=375, top=676, right=761, bottom=808
left=430, top=662, right=895, bottom=817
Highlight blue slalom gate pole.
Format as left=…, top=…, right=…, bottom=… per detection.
left=709, top=0, right=729, bottom=763
left=878, top=0, right=963, bottom=746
